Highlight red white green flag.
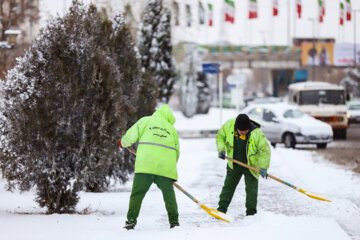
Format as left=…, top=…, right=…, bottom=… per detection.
left=346, top=0, right=351, bottom=21
left=225, top=0, right=235, bottom=23
left=340, top=2, right=344, bottom=26
left=208, top=3, right=213, bottom=26
left=249, top=0, right=258, bottom=19
left=296, top=0, right=302, bottom=18
left=273, top=0, right=279, bottom=16
left=318, top=0, right=325, bottom=23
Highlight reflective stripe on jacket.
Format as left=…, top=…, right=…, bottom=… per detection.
left=216, top=119, right=271, bottom=179
left=121, top=104, right=180, bottom=180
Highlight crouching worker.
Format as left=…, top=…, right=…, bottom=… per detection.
left=118, top=104, right=180, bottom=230
left=216, top=114, right=271, bottom=216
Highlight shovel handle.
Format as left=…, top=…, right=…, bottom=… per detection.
left=173, top=182, right=200, bottom=204
left=225, top=156, right=296, bottom=189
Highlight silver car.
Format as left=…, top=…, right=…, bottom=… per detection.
left=347, top=100, right=360, bottom=124
left=242, top=103, right=333, bottom=149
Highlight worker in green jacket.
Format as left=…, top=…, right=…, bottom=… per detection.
left=118, top=104, right=180, bottom=230
left=216, top=114, right=271, bottom=216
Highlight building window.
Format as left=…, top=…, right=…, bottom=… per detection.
left=186, top=4, right=191, bottom=27
left=173, top=1, right=180, bottom=26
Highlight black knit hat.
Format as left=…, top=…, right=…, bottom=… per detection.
left=235, top=114, right=250, bottom=131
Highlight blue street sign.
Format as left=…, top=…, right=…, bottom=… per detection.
left=202, top=63, right=221, bottom=74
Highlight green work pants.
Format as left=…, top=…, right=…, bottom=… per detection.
left=126, top=173, right=179, bottom=226
left=218, top=165, right=258, bottom=215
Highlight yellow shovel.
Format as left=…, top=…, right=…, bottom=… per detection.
left=225, top=156, right=331, bottom=202
left=126, top=146, right=234, bottom=223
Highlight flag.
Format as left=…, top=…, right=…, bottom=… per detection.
left=208, top=3, right=213, bottom=26
left=225, top=0, right=235, bottom=23
left=318, top=0, right=324, bottom=23
left=296, top=0, right=302, bottom=18
left=249, top=0, right=258, bottom=19
left=346, top=0, right=351, bottom=21
left=340, top=2, right=344, bottom=26
left=273, top=0, right=279, bottom=16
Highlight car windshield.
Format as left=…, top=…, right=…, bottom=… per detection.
left=349, top=104, right=360, bottom=110
left=283, top=109, right=305, bottom=118
left=299, top=90, right=345, bottom=105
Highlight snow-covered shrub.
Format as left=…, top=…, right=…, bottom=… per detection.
left=341, top=68, right=360, bottom=98
left=0, top=2, right=151, bottom=213
left=138, top=0, right=177, bottom=103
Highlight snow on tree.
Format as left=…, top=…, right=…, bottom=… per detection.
left=83, top=13, right=141, bottom=193
left=196, top=72, right=211, bottom=114
left=0, top=1, right=149, bottom=213
left=138, top=0, right=177, bottom=103
left=341, top=68, right=360, bottom=98
left=112, top=14, right=157, bottom=120
left=180, top=44, right=199, bottom=118
left=180, top=44, right=209, bottom=118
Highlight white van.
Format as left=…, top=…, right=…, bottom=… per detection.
left=288, top=81, right=348, bottom=139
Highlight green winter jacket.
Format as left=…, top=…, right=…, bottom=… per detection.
left=216, top=119, right=271, bottom=179
left=121, top=104, right=180, bottom=180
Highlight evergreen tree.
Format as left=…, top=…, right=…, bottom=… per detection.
left=111, top=14, right=157, bottom=120
left=83, top=13, right=140, bottom=192
left=138, top=0, right=177, bottom=103
left=0, top=2, right=146, bottom=212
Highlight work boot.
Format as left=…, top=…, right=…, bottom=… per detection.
left=170, top=223, right=180, bottom=229
left=246, top=209, right=257, bottom=216
left=123, top=224, right=135, bottom=230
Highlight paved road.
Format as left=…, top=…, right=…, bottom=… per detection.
left=297, top=124, right=360, bottom=173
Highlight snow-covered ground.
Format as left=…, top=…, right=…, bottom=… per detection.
left=1, top=108, right=360, bottom=240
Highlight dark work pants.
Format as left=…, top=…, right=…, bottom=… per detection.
left=217, top=164, right=258, bottom=215
left=126, top=173, right=179, bottom=226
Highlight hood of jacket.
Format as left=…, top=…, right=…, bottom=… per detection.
left=152, top=104, right=176, bottom=125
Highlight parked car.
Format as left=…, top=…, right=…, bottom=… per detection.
left=247, top=97, right=284, bottom=106
left=242, top=103, right=333, bottom=149
left=347, top=100, right=360, bottom=124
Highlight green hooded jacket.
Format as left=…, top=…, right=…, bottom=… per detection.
left=121, top=104, right=180, bottom=180
left=216, top=119, right=271, bottom=179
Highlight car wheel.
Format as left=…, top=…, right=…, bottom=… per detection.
left=316, top=143, right=327, bottom=149
left=271, top=142, right=276, bottom=148
left=334, top=129, right=347, bottom=140
left=284, top=133, right=295, bottom=148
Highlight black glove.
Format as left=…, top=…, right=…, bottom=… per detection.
left=218, top=151, right=226, bottom=160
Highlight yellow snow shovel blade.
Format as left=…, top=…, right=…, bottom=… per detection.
left=125, top=146, right=234, bottom=223
left=225, top=156, right=332, bottom=202
left=199, top=204, right=234, bottom=223
left=173, top=182, right=234, bottom=223
left=299, top=189, right=331, bottom=202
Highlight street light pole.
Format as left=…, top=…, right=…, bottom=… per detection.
left=354, top=10, right=360, bottom=68
left=287, top=0, right=291, bottom=46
